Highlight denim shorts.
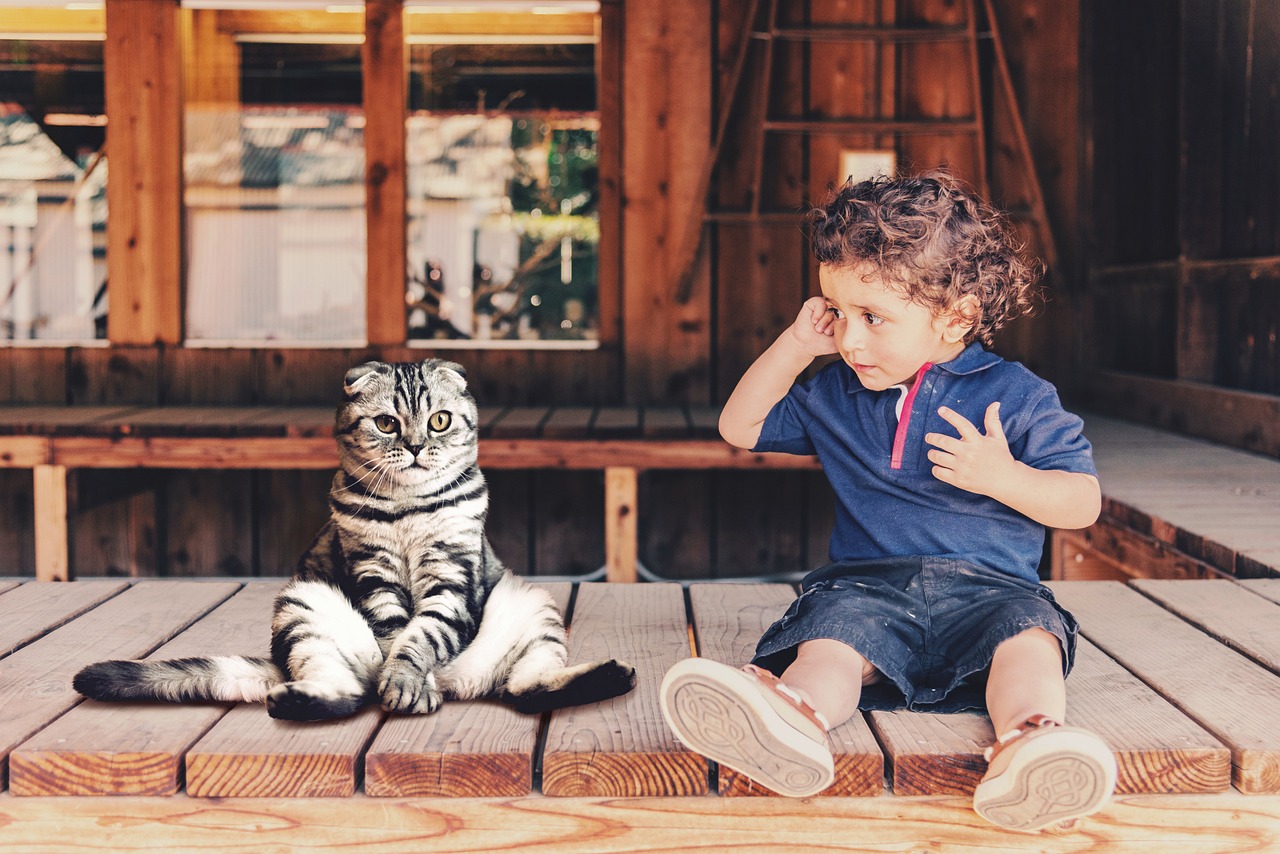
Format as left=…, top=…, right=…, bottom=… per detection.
left=751, top=556, right=1078, bottom=713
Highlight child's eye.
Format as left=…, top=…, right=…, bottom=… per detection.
left=863, top=312, right=884, bottom=327
left=826, top=306, right=844, bottom=320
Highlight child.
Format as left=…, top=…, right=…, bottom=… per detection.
left=659, top=171, right=1117, bottom=832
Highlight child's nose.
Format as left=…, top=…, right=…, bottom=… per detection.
left=840, top=322, right=864, bottom=352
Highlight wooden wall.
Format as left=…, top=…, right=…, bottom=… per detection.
left=0, top=0, right=1133, bottom=580
left=1073, top=0, right=1280, bottom=456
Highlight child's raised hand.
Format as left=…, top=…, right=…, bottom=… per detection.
left=788, top=296, right=840, bottom=358
left=924, top=402, right=1017, bottom=496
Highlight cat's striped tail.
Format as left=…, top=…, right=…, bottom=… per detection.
left=73, top=656, right=284, bottom=704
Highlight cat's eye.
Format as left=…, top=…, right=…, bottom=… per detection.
left=429, top=411, right=452, bottom=432
left=373, top=415, right=399, bottom=434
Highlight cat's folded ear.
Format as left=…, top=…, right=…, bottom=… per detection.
left=429, top=359, right=468, bottom=391
left=343, top=361, right=389, bottom=398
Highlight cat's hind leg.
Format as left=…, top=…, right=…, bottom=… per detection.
left=437, top=574, right=636, bottom=714
left=266, top=580, right=384, bottom=721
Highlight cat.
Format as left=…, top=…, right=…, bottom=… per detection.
left=74, top=358, right=636, bottom=722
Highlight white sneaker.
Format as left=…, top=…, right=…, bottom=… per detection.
left=659, top=658, right=834, bottom=797
left=973, top=715, right=1118, bottom=832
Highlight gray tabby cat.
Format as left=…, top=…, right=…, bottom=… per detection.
left=74, top=358, right=636, bottom=721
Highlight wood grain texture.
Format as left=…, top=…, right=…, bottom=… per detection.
left=364, top=584, right=572, bottom=797
left=1, top=790, right=1278, bottom=852
left=1243, top=578, right=1280, bottom=606
left=32, top=465, right=68, bottom=581
left=0, top=582, right=239, bottom=782
left=9, top=583, right=281, bottom=796
left=184, top=705, right=384, bottom=798
left=0, top=580, right=127, bottom=657
left=1131, top=579, right=1280, bottom=675
left=104, top=0, right=183, bottom=345
left=542, top=583, right=707, bottom=796
left=688, top=583, right=885, bottom=797
left=1051, top=580, right=1280, bottom=793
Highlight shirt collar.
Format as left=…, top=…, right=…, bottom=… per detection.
left=841, top=342, right=998, bottom=394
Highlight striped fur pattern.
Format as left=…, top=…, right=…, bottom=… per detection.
left=74, top=359, right=635, bottom=721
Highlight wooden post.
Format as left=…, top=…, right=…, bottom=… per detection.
left=363, top=0, right=408, bottom=346
left=33, top=465, right=69, bottom=582
left=104, top=0, right=184, bottom=345
left=604, top=466, right=638, bottom=583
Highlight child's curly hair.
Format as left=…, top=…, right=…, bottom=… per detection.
left=807, top=170, right=1042, bottom=346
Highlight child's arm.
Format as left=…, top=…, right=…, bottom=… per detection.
left=720, top=297, right=838, bottom=449
left=924, top=402, right=1102, bottom=529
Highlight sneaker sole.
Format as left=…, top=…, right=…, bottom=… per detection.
left=973, top=731, right=1116, bottom=832
left=659, top=659, right=834, bottom=798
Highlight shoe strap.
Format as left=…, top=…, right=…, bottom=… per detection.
left=741, top=664, right=831, bottom=732
left=983, top=714, right=1062, bottom=763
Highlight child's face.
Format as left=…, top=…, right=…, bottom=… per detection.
left=819, top=264, right=969, bottom=391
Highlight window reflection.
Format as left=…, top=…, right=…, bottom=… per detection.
left=406, top=36, right=599, bottom=344
left=0, top=34, right=107, bottom=343
left=182, top=7, right=366, bottom=345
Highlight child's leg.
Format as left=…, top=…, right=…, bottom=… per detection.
left=779, top=638, right=878, bottom=730
left=974, top=627, right=1116, bottom=832
left=984, top=627, right=1066, bottom=734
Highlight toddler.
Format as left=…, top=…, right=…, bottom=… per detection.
left=660, top=171, right=1117, bottom=832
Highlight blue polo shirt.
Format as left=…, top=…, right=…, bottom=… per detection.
left=754, top=343, right=1096, bottom=583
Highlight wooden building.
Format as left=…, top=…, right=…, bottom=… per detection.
left=0, top=0, right=1275, bottom=581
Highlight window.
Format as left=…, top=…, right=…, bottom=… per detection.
left=182, top=3, right=366, bottom=345
left=0, top=13, right=107, bottom=344
left=404, top=3, right=600, bottom=346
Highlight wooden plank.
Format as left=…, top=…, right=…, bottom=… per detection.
left=0, top=437, right=50, bottom=468
left=590, top=407, right=641, bottom=438
left=540, top=407, right=597, bottom=439
left=688, top=583, right=884, bottom=797
left=104, top=0, right=183, bottom=345
left=604, top=467, right=638, bottom=583
left=487, top=407, right=551, bottom=439
left=184, top=704, right=384, bottom=799
left=1051, top=580, right=1280, bottom=793
left=364, top=583, right=572, bottom=797
left=1243, top=579, right=1280, bottom=606
left=0, top=790, right=1278, bottom=851
left=0, top=582, right=239, bottom=785
left=32, top=465, right=68, bottom=582
left=364, top=0, right=408, bottom=345
left=1051, top=522, right=1225, bottom=582
left=542, top=583, right=706, bottom=796
left=0, top=581, right=127, bottom=658
left=687, top=406, right=720, bottom=439
left=640, top=406, right=691, bottom=438
left=479, top=439, right=822, bottom=471
left=9, top=583, right=282, bottom=796
left=0, top=407, right=140, bottom=436
left=50, top=437, right=338, bottom=470
left=1131, top=579, right=1280, bottom=676
left=476, top=406, right=508, bottom=437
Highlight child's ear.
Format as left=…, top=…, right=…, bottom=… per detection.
left=942, top=295, right=981, bottom=343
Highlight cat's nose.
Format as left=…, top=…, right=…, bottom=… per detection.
left=406, top=442, right=426, bottom=455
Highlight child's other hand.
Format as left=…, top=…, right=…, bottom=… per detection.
left=789, top=296, right=839, bottom=358
left=924, top=403, right=1017, bottom=496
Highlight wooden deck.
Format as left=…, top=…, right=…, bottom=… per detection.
left=1, top=578, right=1278, bottom=851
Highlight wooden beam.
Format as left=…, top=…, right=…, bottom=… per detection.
left=104, top=0, right=184, bottom=345
left=1072, top=370, right=1280, bottom=459
left=364, top=0, right=408, bottom=346
left=33, top=465, right=69, bottom=582
left=604, top=466, right=637, bottom=583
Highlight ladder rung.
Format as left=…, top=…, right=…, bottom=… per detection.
left=762, top=25, right=974, bottom=44
left=705, top=211, right=805, bottom=224
left=763, top=118, right=981, bottom=135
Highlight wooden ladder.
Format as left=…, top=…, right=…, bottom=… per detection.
left=673, top=0, right=1059, bottom=298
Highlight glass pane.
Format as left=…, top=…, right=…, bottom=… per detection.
left=183, top=6, right=365, bottom=345
left=0, top=33, right=107, bottom=344
left=406, top=36, right=599, bottom=344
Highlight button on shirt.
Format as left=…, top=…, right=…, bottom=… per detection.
left=753, top=343, right=1097, bottom=583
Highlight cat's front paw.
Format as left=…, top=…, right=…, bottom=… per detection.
left=378, top=663, right=441, bottom=714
